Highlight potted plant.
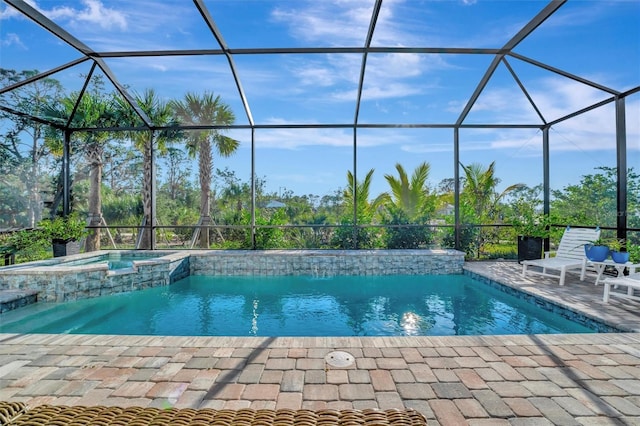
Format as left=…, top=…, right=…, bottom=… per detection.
left=608, top=238, right=630, bottom=264
left=38, top=213, right=87, bottom=257
left=510, top=211, right=550, bottom=263
left=584, top=237, right=610, bottom=262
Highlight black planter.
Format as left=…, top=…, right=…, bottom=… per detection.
left=52, top=239, right=80, bottom=257
left=517, top=236, right=543, bottom=263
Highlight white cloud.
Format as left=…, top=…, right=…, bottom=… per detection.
left=76, top=0, right=127, bottom=30
left=271, top=0, right=373, bottom=46
left=2, top=0, right=205, bottom=52
left=367, top=53, right=424, bottom=81
left=1, top=33, right=26, bottom=49
left=103, top=55, right=240, bottom=103
left=149, top=63, right=168, bottom=73
left=362, top=82, right=422, bottom=100
left=475, top=96, right=638, bottom=156
left=267, top=171, right=337, bottom=187
left=455, top=73, right=635, bottom=152
left=30, top=0, right=127, bottom=30
left=400, top=143, right=453, bottom=154
left=233, top=119, right=425, bottom=150
left=2, top=0, right=633, bottom=161
left=251, top=126, right=353, bottom=150
left=267, top=0, right=451, bottom=106
left=522, top=78, right=637, bottom=153
left=294, top=61, right=343, bottom=88
left=0, top=3, right=22, bottom=20
left=537, top=1, right=608, bottom=31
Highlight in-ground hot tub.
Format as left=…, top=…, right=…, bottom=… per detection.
left=0, top=250, right=191, bottom=302
left=59, top=251, right=173, bottom=270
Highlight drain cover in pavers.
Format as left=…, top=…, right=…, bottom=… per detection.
left=325, top=350, right=355, bottom=367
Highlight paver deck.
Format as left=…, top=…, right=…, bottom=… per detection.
left=1, top=260, right=640, bottom=425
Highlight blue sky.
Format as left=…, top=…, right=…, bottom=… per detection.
left=1, top=0, right=639, bottom=200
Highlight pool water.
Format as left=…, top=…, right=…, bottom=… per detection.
left=61, top=253, right=160, bottom=270
left=0, top=275, right=595, bottom=336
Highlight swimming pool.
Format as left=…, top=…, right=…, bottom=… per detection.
left=0, top=274, right=596, bottom=336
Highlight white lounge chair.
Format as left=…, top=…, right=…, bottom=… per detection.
left=522, top=226, right=600, bottom=286
left=603, top=271, right=640, bottom=303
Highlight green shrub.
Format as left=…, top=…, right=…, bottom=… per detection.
left=38, top=212, right=87, bottom=242
left=628, top=243, right=640, bottom=263
left=242, top=209, right=287, bottom=249
left=442, top=225, right=480, bottom=259
left=381, top=207, right=432, bottom=249
left=5, top=228, right=50, bottom=263
left=483, top=243, right=517, bottom=260
left=331, top=219, right=378, bottom=249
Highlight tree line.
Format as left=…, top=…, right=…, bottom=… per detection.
left=1, top=68, right=638, bottom=261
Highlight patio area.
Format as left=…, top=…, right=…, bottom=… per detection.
left=0, top=260, right=640, bottom=425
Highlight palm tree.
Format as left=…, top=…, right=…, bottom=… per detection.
left=170, top=92, right=239, bottom=248
left=332, top=168, right=385, bottom=249
left=344, top=168, right=385, bottom=221
left=460, top=161, right=524, bottom=257
left=460, top=161, right=523, bottom=221
left=380, top=162, right=435, bottom=220
left=115, top=89, right=181, bottom=249
left=379, top=162, right=436, bottom=248
left=44, top=89, right=116, bottom=252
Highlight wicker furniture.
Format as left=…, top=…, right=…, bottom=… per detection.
left=0, top=402, right=427, bottom=426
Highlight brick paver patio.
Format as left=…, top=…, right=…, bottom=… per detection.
left=1, top=260, right=640, bottom=425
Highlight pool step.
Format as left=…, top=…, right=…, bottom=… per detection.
left=3, top=303, right=93, bottom=333
left=0, top=289, right=39, bottom=314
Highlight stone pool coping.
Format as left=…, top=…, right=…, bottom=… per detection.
left=0, top=250, right=189, bottom=272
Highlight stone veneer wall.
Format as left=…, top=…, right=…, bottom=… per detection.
left=0, top=251, right=190, bottom=303
left=190, top=249, right=464, bottom=276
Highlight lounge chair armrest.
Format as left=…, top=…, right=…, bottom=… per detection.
left=543, top=251, right=553, bottom=259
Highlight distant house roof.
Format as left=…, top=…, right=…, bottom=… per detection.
left=265, top=200, right=286, bottom=208
left=436, top=203, right=454, bottom=216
